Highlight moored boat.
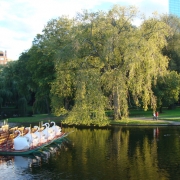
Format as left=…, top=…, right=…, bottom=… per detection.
left=0, top=133, right=68, bottom=155
left=0, top=121, right=69, bottom=155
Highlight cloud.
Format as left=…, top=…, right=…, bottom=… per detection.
left=0, top=0, right=169, bottom=60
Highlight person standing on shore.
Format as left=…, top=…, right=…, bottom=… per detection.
left=156, top=112, right=159, bottom=120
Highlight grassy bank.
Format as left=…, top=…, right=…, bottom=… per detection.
left=129, top=107, right=180, bottom=121
left=109, top=120, right=167, bottom=125
left=4, top=114, right=64, bottom=124
left=2, top=106, right=180, bottom=126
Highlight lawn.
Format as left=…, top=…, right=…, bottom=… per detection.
left=129, top=107, right=180, bottom=121
left=6, top=114, right=64, bottom=124
left=109, top=119, right=167, bottom=125
left=2, top=106, right=180, bottom=126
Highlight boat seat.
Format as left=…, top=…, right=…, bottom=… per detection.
left=9, top=134, right=17, bottom=139
left=9, top=126, right=18, bottom=132
left=1, top=125, right=9, bottom=131
left=17, top=127, right=25, bottom=134
left=0, top=138, right=8, bottom=145
left=0, top=133, right=9, bottom=138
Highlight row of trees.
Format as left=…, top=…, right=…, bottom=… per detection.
left=1, top=5, right=180, bottom=125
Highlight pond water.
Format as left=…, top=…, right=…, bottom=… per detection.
left=1, top=125, right=180, bottom=180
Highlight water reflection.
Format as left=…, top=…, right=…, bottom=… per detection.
left=0, top=137, right=71, bottom=180
left=1, top=126, right=180, bottom=179
left=153, top=127, right=159, bottom=139
left=62, top=126, right=177, bottom=180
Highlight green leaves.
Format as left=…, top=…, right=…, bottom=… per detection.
left=153, top=71, right=180, bottom=108
left=6, top=5, right=176, bottom=124
left=49, top=5, right=172, bottom=122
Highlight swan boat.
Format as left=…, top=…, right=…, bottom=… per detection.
left=0, top=122, right=69, bottom=155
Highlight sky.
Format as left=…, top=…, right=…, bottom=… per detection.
left=0, top=0, right=168, bottom=60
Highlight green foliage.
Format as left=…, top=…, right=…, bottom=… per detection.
left=161, top=15, right=180, bottom=73
left=0, top=97, right=3, bottom=107
left=26, top=40, right=54, bottom=113
left=1, top=5, right=178, bottom=125
left=13, top=52, right=32, bottom=99
left=63, top=68, right=109, bottom=126
left=0, top=62, right=19, bottom=106
left=49, top=5, right=172, bottom=122
left=153, top=71, right=180, bottom=108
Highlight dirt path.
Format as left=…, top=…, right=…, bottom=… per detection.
left=130, top=117, right=180, bottom=125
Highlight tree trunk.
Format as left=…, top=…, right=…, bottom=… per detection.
left=64, top=97, right=70, bottom=110
left=45, top=98, right=50, bottom=114
left=113, top=87, right=121, bottom=120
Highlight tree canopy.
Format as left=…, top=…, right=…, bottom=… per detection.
left=1, top=5, right=180, bottom=125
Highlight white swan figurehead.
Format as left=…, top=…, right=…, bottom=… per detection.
left=51, top=121, right=61, bottom=136
left=24, top=127, right=39, bottom=147
left=34, top=126, right=47, bottom=143
left=42, top=123, right=55, bottom=140
left=14, top=130, right=30, bottom=150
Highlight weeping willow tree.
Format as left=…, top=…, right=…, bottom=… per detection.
left=97, top=6, right=171, bottom=119
left=64, top=59, right=108, bottom=125
left=63, top=13, right=109, bottom=125
left=127, top=18, right=171, bottom=114
left=49, top=13, right=109, bottom=125
left=49, top=5, right=172, bottom=124
left=51, top=56, right=108, bottom=125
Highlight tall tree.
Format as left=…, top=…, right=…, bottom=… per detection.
left=22, top=5, right=172, bottom=124
left=27, top=45, right=53, bottom=114
left=50, top=6, right=171, bottom=123
left=50, top=14, right=109, bottom=125
left=103, top=7, right=171, bottom=119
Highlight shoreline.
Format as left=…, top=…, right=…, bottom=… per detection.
left=1, top=116, right=180, bottom=127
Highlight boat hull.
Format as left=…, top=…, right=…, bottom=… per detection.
left=0, top=133, right=67, bottom=155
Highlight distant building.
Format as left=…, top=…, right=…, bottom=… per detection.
left=0, top=50, right=12, bottom=65
left=169, top=0, right=180, bottom=17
